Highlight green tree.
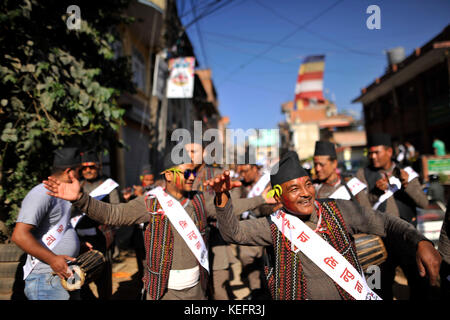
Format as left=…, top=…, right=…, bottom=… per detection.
left=0, top=0, right=135, bottom=235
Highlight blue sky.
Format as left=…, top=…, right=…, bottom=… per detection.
left=177, top=0, right=450, bottom=130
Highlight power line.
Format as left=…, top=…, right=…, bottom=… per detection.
left=204, top=31, right=382, bottom=57
left=217, top=0, right=345, bottom=84
left=179, top=0, right=217, bottom=18
left=190, top=0, right=210, bottom=67
left=253, top=0, right=383, bottom=58
left=183, top=0, right=240, bottom=31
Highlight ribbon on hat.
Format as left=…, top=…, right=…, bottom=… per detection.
left=164, top=167, right=183, bottom=184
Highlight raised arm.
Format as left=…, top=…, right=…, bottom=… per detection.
left=204, top=192, right=266, bottom=219
left=71, top=192, right=149, bottom=226
left=215, top=198, right=273, bottom=246
left=43, top=172, right=148, bottom=226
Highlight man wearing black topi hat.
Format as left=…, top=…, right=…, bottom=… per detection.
left=12, top=147, right=82, bottom=300
left=313, top=141, right=368, bottom=201
left=74, top=150, right=120, bottom=300
left=211, top=150, right=441, bottom=300
left=355, top=132, right=431, bottom=300
left=43, top=146, right=267, bottom=300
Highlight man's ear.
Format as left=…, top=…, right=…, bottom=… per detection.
left=274, top=194, right=282, bottom=204
left=386, top=146, right=393, bottom=157
left=164, top=171, right=173, bottom=183
left=331, top=159, right=338, bottom=169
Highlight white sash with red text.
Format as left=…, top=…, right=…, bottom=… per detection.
left=329, top=177, right=367, bottom=200
left=23, top=201, right=71, bottom=280
left=242, top=171, right=270, bottom=219
left=70, top=178, right=119, bottom=229
left=270, top=210, right=381, bottom=300
left=247, top=171, right=271, bottom=198
left=372, top=166, right=418, bottom=210
left=148, top=187, right=209, bottom=272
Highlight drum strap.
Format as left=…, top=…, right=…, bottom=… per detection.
left=268, top=201, right=381, bottom=300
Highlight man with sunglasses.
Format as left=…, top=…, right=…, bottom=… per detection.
left=76, top=150, right=120, bottom=300
left=43, top=147, right=266, bottom=300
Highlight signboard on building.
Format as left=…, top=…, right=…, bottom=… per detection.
left=166, top=57, right=195, bottom=99
left=422, top=155, right=450, bottom=184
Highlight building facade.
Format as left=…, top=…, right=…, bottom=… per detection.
left=278, top=100, right=365, bottom=164
left=353, top=25, right=450, bottom=158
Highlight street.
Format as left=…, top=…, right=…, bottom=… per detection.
left=85, top=245, right=433, bottom=301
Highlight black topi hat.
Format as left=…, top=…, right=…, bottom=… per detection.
left=270, top=151, right=308, bottom=186
left=367, top=133, right=392, bottom=148
left=53, top=147, right=81, bottom=169
left=81, top=150, right=100, bottom=166
left=314, top=141, right=337, bottom=158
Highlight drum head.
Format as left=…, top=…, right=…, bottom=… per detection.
left=61, top=265, right=85, bottom=291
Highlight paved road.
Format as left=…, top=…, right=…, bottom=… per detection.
left=86, top=247, right=426, bottom=301
left=93, top=245, right=250, bottom=300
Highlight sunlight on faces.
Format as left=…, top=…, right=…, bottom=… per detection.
left=141, top=174, right=154, bottom=187
left=185, top=143, right=204, bottom=166
left=81, top=164, right=99, bottom=180
left=165, top=163, right=197, bottom=192
left=368, top=146, right=392, bottom=169
left=313, top=155, right=337, bottom=182
left=275, top=176, right=316, bottom=216
left=239, top=164, right=259, bottom=184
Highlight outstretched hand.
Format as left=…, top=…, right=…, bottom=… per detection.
left=43, top=170, right=81, bottom=201
left=204, top=170, right=242, bottom=207
left=203, top=170, right=242, bottom=194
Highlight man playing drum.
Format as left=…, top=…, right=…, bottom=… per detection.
left=210, top=151, right=441, bottom=300
left=43, top=147, right=266, bottom=300
left=12, top=147, right=82, bottom=300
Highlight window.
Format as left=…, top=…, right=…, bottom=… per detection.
left=132, top=47, right=146, bottom=91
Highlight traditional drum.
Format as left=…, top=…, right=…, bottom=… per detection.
left=353, top=233, right=387, bottom=272
left=61, top=250, right=106, bottom=291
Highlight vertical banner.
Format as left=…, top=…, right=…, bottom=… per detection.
left=166, top=57, right=195, bottom=99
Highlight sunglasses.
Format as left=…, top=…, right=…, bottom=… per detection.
left=82, top=165, right=98, bottom=170
left=180, top=169, right=198, bottom=179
